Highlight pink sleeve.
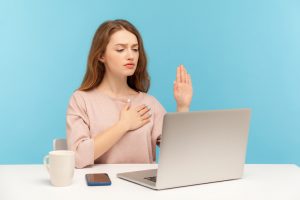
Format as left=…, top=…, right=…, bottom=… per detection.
left=151, top=97, right=166, bottom=158
left=66, top=92, right=94, bottom=168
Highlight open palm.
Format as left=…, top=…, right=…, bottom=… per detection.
left=174, top=65, right=193, bottom=111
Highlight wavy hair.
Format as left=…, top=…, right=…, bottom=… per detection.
left=78, top=19, right=150, bottom=92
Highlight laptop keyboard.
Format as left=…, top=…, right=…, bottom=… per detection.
left=144, top=176, right=157, bottom=182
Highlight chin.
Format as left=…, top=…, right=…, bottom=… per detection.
left=123, top=69, right=136, bottom=76
left=124, top=72, right=135, bottom=77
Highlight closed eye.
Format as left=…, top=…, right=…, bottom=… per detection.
left=116, top=49, right=124, bottom=52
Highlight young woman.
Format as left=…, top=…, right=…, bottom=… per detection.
left=66, top=19, right=193, bottom=168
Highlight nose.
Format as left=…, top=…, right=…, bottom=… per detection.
left=126, top=49, right=134, bottom=60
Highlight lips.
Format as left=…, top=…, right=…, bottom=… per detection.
left=124, top=63, right=135, bottom=69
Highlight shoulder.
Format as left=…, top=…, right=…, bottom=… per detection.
left=69, top=89, right=100, bottom=103
left=71, top=89, right=92, bottom=99
left=139, top=92, right=166, bottom=113
left=69, top=90, right=87, bottom=103
left=139, top=92, right=158, bottom=104
left=68, top=90, right=95, bottom=110
left=143, top=93, right=159, bottom=103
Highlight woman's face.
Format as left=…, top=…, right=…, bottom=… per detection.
left=100, top=29, right=139, bottom=78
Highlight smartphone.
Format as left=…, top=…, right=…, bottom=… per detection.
left=85, top=173, right=112, bottom=186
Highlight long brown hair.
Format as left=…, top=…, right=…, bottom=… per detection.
left=78, top=19, right=150, bottom=92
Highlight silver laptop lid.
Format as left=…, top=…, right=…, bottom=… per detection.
left=156, top=109, right=251, bottom=189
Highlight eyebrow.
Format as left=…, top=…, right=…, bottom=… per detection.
left=114, top=43, right=139, bottom=47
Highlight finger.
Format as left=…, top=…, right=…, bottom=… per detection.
left=127, top=99, right=132, bottom=109
left=136, top=104, right=147, bottom=111
left=139, top=106, right=151, bottom=116
left=141, top=112, right=152, bottom=120
left=184, top=66, right=189, bottom=84
left=187, top=74, right=190, bottom=84
left=182, top=65, right=186, bottom=83
left=124, top=101, right=131, bottom=111
left=180, top=65, right=184, bottom=83
left=176, top=66, right=180, bottom=82
left=185, top=72, right=189, bottom=84
left=142, top=118, right=151, bottom=126
left=188, top=74, right=192, bottom=85
left=183, top=65, right=188, bottom=73
left=173, top=81, right=178, bottom=92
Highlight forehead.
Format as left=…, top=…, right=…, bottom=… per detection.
left=109, top=29, right=138, bottom=45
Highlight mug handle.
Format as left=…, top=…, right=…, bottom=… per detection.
left=43, top=155, right=50, bottom=172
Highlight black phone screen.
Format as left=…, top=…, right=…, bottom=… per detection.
left=85, top=173, right=111, bottom=186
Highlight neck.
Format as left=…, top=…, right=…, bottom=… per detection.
left=97, top=72, right=135, bottom=97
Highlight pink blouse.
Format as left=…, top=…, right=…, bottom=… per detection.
left=66, top=89, right=166, bottom=168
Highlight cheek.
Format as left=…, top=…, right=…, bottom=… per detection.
left=135, top=53, right=139, bottom=62
left=106, top=53, right=122, bottom=65
left=106, top=51, right=119, bottom=60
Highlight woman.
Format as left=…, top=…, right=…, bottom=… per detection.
left=66, top=19, right=193, bottom=168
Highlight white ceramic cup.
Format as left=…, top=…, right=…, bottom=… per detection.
left=43, top=150, right=75, bottom=187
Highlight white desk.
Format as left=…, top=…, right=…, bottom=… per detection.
left=0, top=164, right=300, bottom=200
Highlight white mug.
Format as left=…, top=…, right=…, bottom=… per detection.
left=43, top=150, right=75, bottom=187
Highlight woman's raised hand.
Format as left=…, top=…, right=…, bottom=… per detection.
left=174, top=64, right=193, bottom=112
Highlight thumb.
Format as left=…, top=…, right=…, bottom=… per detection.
left=124, top=99, right=131, bottom=110
left=173, top=81, right=177, bottom=90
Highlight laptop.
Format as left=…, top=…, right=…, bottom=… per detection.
left=117, top=109, right=251, bottom=190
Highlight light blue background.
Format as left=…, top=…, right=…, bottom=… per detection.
left=0, top=0, right=299, bottom=165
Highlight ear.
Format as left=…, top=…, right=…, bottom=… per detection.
left=98, top=54, right=105, bottom=63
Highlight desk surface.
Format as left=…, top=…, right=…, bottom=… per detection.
left=1, top=164, right=300, bottom=200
